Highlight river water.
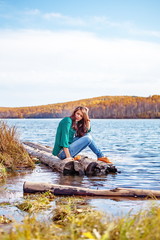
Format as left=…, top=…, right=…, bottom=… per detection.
left=0, top=118, right=160, bottom=220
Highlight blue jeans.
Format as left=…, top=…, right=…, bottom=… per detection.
left=58, top=133, right=104, bottom=160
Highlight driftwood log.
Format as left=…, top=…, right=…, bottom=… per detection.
left=23, top=182, right=160, bottom=198
left=23, top=142, right=118, bottom=176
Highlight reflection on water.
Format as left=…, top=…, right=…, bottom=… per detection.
left=0, top=119, right=160, bottom=218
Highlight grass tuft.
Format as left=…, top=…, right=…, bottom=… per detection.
left=0, top=215, right=12, bottom=224
left=0, top=163, right=7, bottom=182
left=0, top=121, right=34, bottom=173
left=52, top=196, right=110, bottom=239
left=16, top=192, right=55, bottom=213
left=1, top=198, right=160, bottom=240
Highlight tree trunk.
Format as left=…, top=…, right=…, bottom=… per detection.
left=23, top=142, right=118, bottom=176
left=23, top=181, right=160, bottom=198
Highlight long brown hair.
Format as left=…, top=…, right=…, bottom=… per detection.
left=70, top=106, right=88, bottom=137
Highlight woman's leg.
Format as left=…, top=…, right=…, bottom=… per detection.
left=87, top=137, right=104, bottom=158
left=58, top=134, right=104, bottom=159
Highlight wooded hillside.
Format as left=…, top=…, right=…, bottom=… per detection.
left=0, top=95, right=160, bottom=119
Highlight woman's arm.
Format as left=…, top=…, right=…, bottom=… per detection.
left=84, top=107, right=91, bottom=130
left=86, top=119, right=90, bottom=130
left=63, top=147, right=72, bottom=158
left=59, top=117, right=73, bottom=159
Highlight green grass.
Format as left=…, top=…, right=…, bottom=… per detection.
left=16, top=192, right=55, bottom=213
left=0, top=215, right=12, bottom=224
left=0, top=121, right=34, bottom=182
left=1, top=194, right=160, bottom=240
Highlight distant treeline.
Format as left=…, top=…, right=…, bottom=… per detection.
left=0, top=95, right=160, bottom=119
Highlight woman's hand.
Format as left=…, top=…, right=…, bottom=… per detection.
left=83, top=107, right=90, bottom=130
left=64, top=157, right=74, bottom=161
left=63, top=147, right=72, bottom=158
left=85, top=107, right=89, bottom=114
left=83, top=107, right=90, bottom=121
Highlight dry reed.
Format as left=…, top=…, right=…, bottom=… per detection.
left=0, top=121, right=34, bottom=171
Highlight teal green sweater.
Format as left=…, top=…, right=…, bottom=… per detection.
left=52, top=117, right=75, bottom=156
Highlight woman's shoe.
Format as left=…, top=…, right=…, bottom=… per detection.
left=74, top=155, right=81, bottom=160
left=98, top=157, right=113, bottom=164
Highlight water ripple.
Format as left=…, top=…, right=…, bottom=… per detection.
left=0, top=118, right=159, bottom=216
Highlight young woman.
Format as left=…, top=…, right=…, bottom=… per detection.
left=52, top=106, right=112, bottom=164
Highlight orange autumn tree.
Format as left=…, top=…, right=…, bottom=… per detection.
left=0, top=95, right=160, bottom=119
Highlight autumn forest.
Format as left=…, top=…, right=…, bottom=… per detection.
left=0, top=95, right=160, bottom=119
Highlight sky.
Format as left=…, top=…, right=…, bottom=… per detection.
left=0, top=0, right=160, bottom=107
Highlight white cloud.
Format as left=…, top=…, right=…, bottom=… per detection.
left=43, top=12, right=85, bottom=26
left=43, top=12, right=63, bottom=19
left=1, top=6, right=160, bottom=41
left=92, top=16, right=127, bottom=28
left=129, top=28, right=160, bottom=38
left=24, top=9, right=41, bottom=15
left=0, top=29, right=160, bottom=107
left=20, top=10, right=160, bottom=41
left=42, top=12, right=133, bottom=31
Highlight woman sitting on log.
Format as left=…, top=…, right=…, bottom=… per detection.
left=52, top=106, right=112, bottom=164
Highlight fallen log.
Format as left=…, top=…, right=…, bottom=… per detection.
left=23, top=142, right=118, bottom=176
left=23, top=142, right=74, bottom=175
left=23, top=181, right=160, bottom=198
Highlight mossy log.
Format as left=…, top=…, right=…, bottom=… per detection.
left=23, top=181, right=160, bottom=198
left=23, top=142, right=117, bottom=176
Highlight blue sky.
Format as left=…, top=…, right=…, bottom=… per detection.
left=0, top=0, right=160, bottom=107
